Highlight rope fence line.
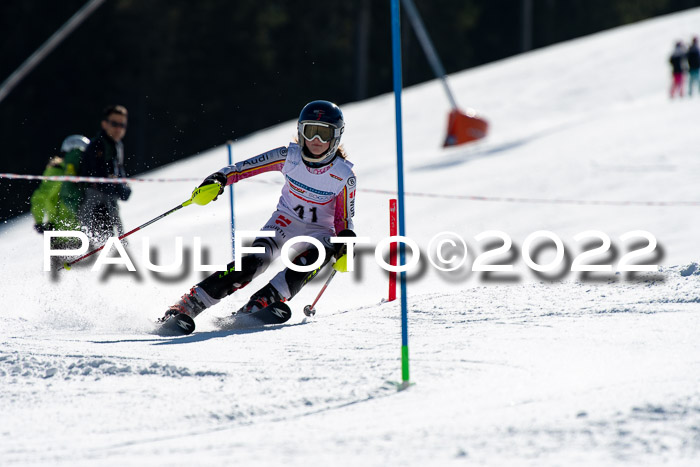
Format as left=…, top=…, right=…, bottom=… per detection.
left=359, top=187, right=700, bottom=207
left=2, top=172, right=698, bottom=207
left=0, top=173, right=200, bottom=184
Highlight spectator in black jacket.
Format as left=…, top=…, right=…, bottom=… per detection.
left=78, top=105, right=132, bottom=244
left=669, top=41, right=687, bottom=99
left=687, top=37, right=700, bottom=97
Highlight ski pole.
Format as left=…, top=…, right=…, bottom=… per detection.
left=303, top=269, right=337, bottom=317
left=60, top=182, right=223, bottom=271
left=61, top=200, right=190, bottom=271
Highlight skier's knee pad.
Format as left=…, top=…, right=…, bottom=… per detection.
left=198, top=253, right=267, bottom=299
left=251, top=238, right=275, bottom=266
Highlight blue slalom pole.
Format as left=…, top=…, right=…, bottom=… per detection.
left=226, top=141, right=235, bottom=260
left=391, top=0, right=411, bottom=389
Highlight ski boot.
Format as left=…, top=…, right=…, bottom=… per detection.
left=159, top=286, right=216, bottom=322
left=236, top=283, right=285, bottom=315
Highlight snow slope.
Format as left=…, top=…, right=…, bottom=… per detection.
left=2, top=8, right=700, bottom=466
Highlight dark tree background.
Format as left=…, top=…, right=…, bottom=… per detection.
left=1, top=0, right=698, bottom=221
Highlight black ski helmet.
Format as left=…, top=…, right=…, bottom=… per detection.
left=297, top=100, right=344, bottom=167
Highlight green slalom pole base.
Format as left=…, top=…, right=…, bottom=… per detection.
left=387, top=380, right=415, bottom=392
left=388, top=345, right=414, bottom=391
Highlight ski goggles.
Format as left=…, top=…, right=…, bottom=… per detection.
left=299, top=122, right=338, bottom=143
left=106, top=119, right=127, bottom=129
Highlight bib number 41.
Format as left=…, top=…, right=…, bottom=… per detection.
left=293, top=205, right=318, bottom=222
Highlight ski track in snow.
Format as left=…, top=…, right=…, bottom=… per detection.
left=3, top=8, right=700, bottom=466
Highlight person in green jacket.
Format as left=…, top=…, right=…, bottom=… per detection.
left=59, top=135, right=91, bottom=219
left=30, top=135, right=90, bottom=234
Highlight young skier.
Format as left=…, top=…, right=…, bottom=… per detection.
left=161, top=100, right=356, bottom=322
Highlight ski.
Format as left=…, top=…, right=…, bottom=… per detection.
left=247, top=302, right=292, bottom=324
left=157, top=302, right=292, bottom=335
left=216, top=302, right=293, bottom=330
left=156, top=313, right=196, bottom=336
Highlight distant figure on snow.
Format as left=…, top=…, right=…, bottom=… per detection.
left=686, top=37, right=700, bottom=97
left=669, top=41, right=687, bottom=98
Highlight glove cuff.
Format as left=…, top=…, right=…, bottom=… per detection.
left=334, top=229, right=357, bottom=258
left=337, top=229, right=356, bottom=238
left=200, top=172, right=226, bottom=187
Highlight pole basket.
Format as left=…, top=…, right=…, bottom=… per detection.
left=443, top=108, right=488, bottom=147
